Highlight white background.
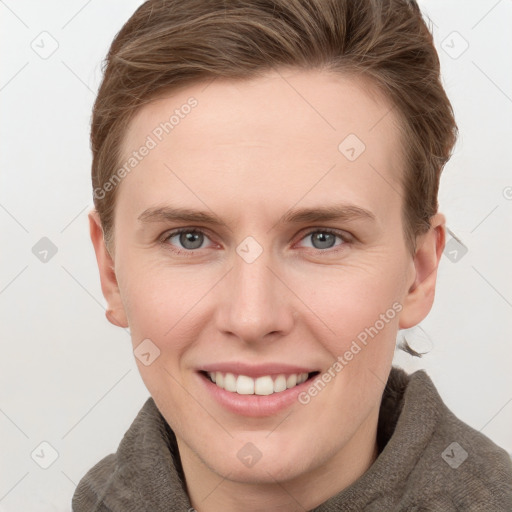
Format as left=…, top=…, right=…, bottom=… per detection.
left=1, top=1, right=511, bottom=510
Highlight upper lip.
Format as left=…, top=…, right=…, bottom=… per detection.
left=198, top=362, right=317, bottom=378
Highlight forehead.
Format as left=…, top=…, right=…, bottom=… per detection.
left=118, top=69, right=404, bottom=222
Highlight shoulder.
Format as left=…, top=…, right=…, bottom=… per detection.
left=401, top=370, right=512, bottom=511
left=72, top=453, right=117, bottom=511
left=72, top=397, right=190, bottom=511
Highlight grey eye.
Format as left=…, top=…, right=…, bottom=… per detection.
left=300, top=231, right=344, bottom=250
left=168, top=230, right=207, bottom=250
left=310, top=232, right=336, bottom=249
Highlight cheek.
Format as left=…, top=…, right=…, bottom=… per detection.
left=118, top=253, right=199, bottom=335
left=308, top=265, right=405, bottom=402
left=291, top=260, right=406, bottom=342
left=287, top=258, right=406, bottom=409
left=117, top=260, right=221, bottom=386
left=119, top=266, right=206, bottom=424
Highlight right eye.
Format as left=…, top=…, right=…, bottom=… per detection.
left=161, top=228, right=215, bottom=255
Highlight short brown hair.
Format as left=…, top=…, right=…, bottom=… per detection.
left=91, top=0, right=457, bottom=253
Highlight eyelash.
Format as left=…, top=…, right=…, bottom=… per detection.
left=159, top=227, right=350, bottom=257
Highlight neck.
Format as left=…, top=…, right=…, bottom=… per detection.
left=180, top=406, right=380, bottom=512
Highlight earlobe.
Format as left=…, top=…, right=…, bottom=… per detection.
left=105, top=308, right=127, bottom=328
left=88, top=209, right=129, bottom=329
left=399, top=214, right=446, bottom=329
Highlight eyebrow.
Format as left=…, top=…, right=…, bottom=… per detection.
left=137, top=204, right=376, bottom=228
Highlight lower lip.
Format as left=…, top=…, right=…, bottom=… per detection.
left=198, top=372, right=313, bottom=417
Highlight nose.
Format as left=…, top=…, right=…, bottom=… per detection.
left=215, top=243, right=295, bottom=345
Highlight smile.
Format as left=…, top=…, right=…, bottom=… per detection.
left=202, top=371, right=319, bottom=395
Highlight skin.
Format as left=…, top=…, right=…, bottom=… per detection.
left=90, top=68, right=445, bottom=511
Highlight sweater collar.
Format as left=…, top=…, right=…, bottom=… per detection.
left=96, top=366, right=443, bottom=511
left=311, top=367, right=442, bottom=510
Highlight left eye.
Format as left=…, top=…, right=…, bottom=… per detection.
left=298, top=230, right=345, bottom=250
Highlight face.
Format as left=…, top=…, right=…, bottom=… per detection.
left=91, top=69, right=443, bottom=495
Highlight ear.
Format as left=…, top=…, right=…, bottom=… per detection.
left=88, top=209, right=129, bottom=328
left=399, top=213, right=445, bottom=329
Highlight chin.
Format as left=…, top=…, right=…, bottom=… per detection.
left=213, top=455, right=310, bottom=485
left=198, top=435, right=316, bottom=484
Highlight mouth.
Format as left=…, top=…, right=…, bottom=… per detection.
left=199, top=370, right=320, bottom=396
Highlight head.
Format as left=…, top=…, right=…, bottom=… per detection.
left=89, top=0, right=457, bottom=502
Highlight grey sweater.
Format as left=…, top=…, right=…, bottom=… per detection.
left=72, top=367, right=512, bottom=511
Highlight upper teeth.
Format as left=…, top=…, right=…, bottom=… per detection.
left=207, top=372, right=309, bottom=395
